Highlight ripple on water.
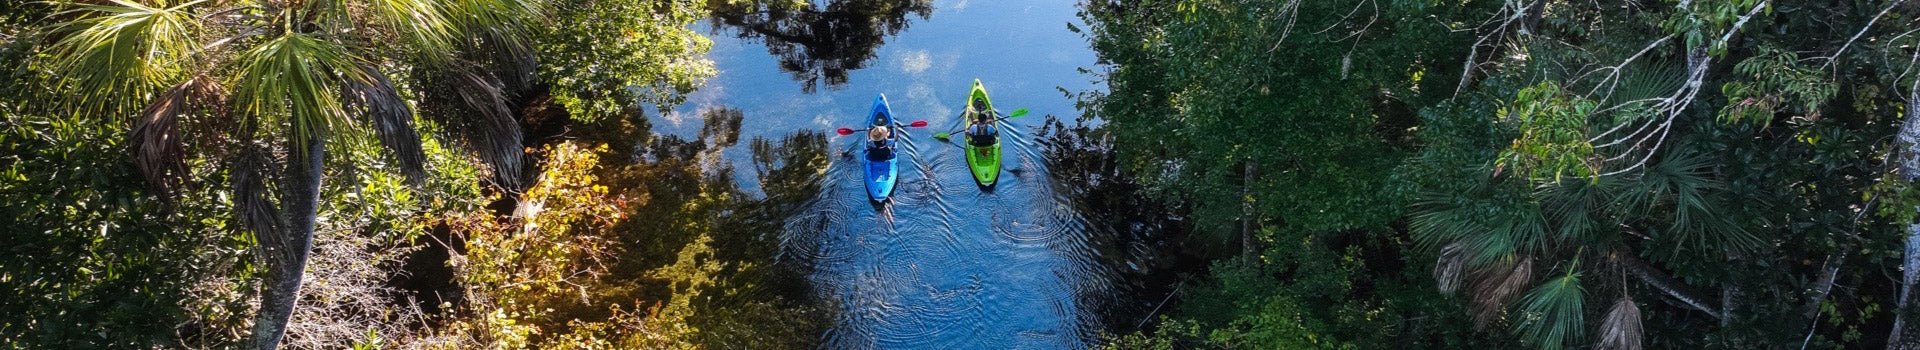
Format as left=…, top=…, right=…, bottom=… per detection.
left=796, top=114, right=1108, bottom=349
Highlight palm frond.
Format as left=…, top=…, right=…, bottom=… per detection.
left=450, top=71, right=525, bottom=190
left=1515, top=272, right=1586, bottom=350
left=344, top=66, right=426, bottom=184
left=444, top=0, right=542, bottom=33
left=445, top=0, right=540, bottom=56
left=45, top=0, right=203, bottom=117
left=301, top=0, right=352, bottom=33
left=1436, top=242, right=1468, bottom=294
left=132, top=75, right=220, bottom=197
left=1469, top=256, right=1534, bottom=330
left=232, top=145, right=281, bottom=238
left=1618, top=150, right=1762, bottom=256
left=1411, top=183, right=1549, bottom=268
left=232, top=33, right=365, bottom=158
left=1538, top=177, right=1620, bottom=245
left=1596, top=61, right=1684, bottom=124
left=1411, top=190, right=1485, bottom=251
left=1598, top=296, right=1643, bottom=350
left=445, top=0, right=543, bottom=91
left=367, top=0, right=458, bottom=62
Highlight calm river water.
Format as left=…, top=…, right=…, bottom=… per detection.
left=655, top=0, right=1113, bottom=348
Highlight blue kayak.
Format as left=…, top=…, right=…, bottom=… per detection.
left=864, top=94, right=899, bottom=202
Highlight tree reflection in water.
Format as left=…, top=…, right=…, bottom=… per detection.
left=709, top=0, right=935, bottom=92
left=567, top=106, right=833, bottom=347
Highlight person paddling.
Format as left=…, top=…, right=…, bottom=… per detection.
left=962, top=101, right=998, bottom=155
left=867, top=125, right=894, bottom=160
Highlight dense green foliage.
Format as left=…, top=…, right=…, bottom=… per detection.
left=0, top=0, right=822, bottom=348
left=1081, top=0, right=1920, bottom=348
left=14, top=0, right=1920, bottom=348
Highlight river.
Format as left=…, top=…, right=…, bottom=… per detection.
left=653, top=0, right=1116, bottom=348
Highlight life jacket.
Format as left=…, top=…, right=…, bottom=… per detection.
left=867, top=139, right=895, bottom=161
left=966, top=123, right=997, bottom=146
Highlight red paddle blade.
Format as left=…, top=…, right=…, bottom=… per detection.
left=908, top=121, right=928, bottom=127
left=836, top=128, right=856, bottom=136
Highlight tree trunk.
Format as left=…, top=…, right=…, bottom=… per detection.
left=252, top=133, right=324, bottom=350
left=1242, top=160, right=1257, bottom=256
left=1891, top=83, right=1920, bottom=349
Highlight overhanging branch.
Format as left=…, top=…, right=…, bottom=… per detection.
left=1620, top=253, right=1728, bottom=321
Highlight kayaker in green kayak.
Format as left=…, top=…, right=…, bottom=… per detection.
left=963, top=101, right=998, bottom=155
left=934, top=79, right=1030, bottom=188
left=959, top=80, right=1003, bottom=187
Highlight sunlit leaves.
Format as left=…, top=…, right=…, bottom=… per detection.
left=366, top=0, right=459, bottom=62
left=539, top=0, right=713, bottom=120
left=443, top=143, right=621, bottom=348
left=1720, top=46, right=1836, bottom=126
left=1663, top=0, right=1772, bottom=58
left=231, top=33, right=363, bottom=155
left=44, top=0, right=205, bottom=117
left=1498, top=81, right=1599, bottom=183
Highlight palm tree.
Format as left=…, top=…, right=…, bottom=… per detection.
left=37, top=0, right=540, bottom=348
left=1414, top=150, right=1759, bottom=349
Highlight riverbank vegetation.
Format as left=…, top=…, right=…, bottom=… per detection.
left=10, top=0, right=1920, bottom=349
left=1079, top=0, right=1920, bottom=348
left=1, top=0, right=826, bottom=348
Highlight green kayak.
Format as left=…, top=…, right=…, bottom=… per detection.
left=961, top=80, right=1001, bottom=188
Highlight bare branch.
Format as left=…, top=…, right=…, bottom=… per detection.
left=1575, top=35, right=1675, bottom=103
left=1620, top=253, right=1727, bottom=321
left=1454, top=0, right=1541, bottom=96
left=1592, top=1, right=1769, bottom=176
left=1717, top=0, right=1772, bottom=46
left=1818, top=0, right=1907, bottom=71
left=1264, top=0, right=1304, bottom=52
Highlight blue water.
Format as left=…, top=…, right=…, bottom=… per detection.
left=656, top=0, right=1110, bottom=348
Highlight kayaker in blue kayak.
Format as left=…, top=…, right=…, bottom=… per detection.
left=831, top=94, right=929, bottom=202
left=867, top=125, right=895, bottom=160
left=861, top=95, right=902, bottom=202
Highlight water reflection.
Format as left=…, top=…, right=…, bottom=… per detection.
left=775, top=111, right=1121, bottom=348
left=709, top=0, right=935, bottom=92
left=676, top=1, right=1118, bottom=347
left=574, top=107, right=836, bottom=347
left=1037, top=116, right=1199, bottom=334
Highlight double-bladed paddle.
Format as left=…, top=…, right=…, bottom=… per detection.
left=933, top=108, right=1029, bottom=140
left=836, top=120, right=929, bottom=136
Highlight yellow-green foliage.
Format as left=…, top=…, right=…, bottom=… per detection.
left=432, top=137, right=816, bottom=349
left=437, top=142, right=663, bottom=348
left=538, top=0, right=718, bottom=120
left=1497, top=81, right=1600, bottom=183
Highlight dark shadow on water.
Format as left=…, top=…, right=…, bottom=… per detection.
left=709, top=0, right=935, bottom=92
left=1036, top=116, right=1206, bottom=337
